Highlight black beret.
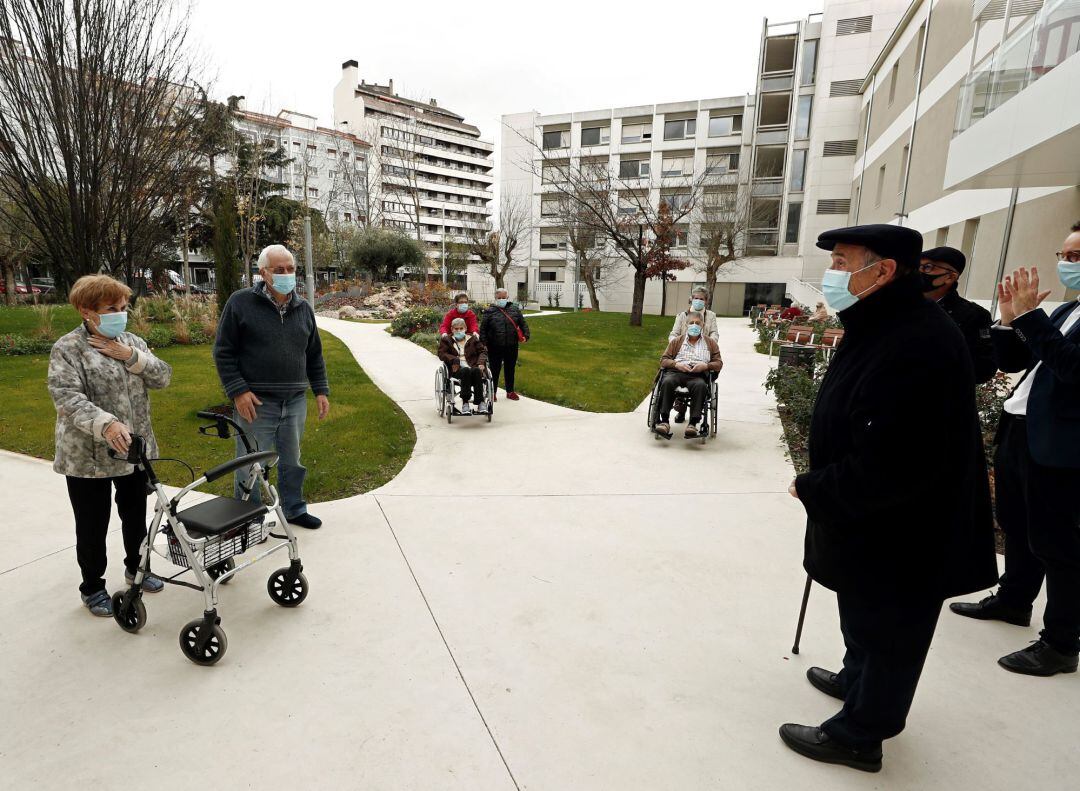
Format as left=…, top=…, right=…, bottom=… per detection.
left=921, top=246, right=966, bottom=274
left=816, top=224, right=924, bottom=271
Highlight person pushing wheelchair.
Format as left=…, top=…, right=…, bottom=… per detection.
left=654, top=311, right=723, bottom=439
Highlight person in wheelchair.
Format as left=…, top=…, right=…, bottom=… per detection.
left=437, top=317, right=489, bottom=415
left=654, top=311, right=723, bottom=439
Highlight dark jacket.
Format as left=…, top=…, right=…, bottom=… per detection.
left=992, top=300, right=1080, bottom=468
left=213, top=283, right=329, bottom=400
left=437, top=334, right=488, bottom=369
left=939, top=288, right=996, bottom=384
left=480, top=302, right=530, bottom=348
left=794, top=275, right=998, bottom=600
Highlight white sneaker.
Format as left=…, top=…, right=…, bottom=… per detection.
left=479, top=399, right=489, bottom=412
left=460, top=404, right=473, bottom=416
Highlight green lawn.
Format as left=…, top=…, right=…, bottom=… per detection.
left=0, top=304, right=80, bottom=336
left=0, top=332, right=414, bottom=500
left=515, top=312, right=672, bottom=412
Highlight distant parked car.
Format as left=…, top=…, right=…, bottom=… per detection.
left=30, top=278, right=55, bottom=294
left=0, top=280, right=42, bottom=295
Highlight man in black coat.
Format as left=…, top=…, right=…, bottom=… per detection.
left=779, top=224, right=998, bottom=773
left=950, top=222, right=1080, bottom=677
left=920, top=246, right=997, bottom=384
left=479, top=288, right=530, bottom=401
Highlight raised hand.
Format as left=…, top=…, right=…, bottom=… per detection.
left=1007, top=267, right=1051, bottom=318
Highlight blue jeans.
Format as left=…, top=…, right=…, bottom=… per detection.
left=234, top=392, right=308, bottom=519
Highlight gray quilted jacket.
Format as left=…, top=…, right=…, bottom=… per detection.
left=47, top=325, right=172, bottom=478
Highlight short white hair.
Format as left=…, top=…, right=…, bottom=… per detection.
left=495, top=288, right=509, bottom=297
left=451, top=317, right=467, bottom=328
left=258, top=244, right=295, bottom=269
left=687, top=310, right=704, bottom=322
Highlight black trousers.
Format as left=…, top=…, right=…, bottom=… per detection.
left=488, top=344, right=519, bottom=393
left=822, top=592, right=942, bottom=749
left=658, top=372, right=708, bottom=422
left=452, top=366, right=485, bottom=404
left=995, top=414, right=1080, bottom=655
left=65, top=471, right=148, bottom=596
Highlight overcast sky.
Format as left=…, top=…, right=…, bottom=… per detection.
left=189, top=0, right=820, bottom=147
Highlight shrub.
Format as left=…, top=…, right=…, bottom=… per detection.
left=409, top=331, right=440, bottom=353
left=0, top=333, right=54, bottom=355
left=389, top=306, right=443, bottom=338
left=406, top=281, right=454, bottom=307
left=31, top=304, right=56, bottom=339
left=129, top=303, right=152, bottom=336
left=764, top=363, right=824, bottom=473
left=140, top=296, right=174, bottom=324
left=144, top=325, right=174, bottom=348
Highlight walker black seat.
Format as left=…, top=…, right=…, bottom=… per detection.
left=176, top=496, right=268, bottom=537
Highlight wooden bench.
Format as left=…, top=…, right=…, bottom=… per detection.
left=769, top=324, right=816, bottom=356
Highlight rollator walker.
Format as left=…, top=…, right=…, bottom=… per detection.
left=109, top=411, right=309, bottom=666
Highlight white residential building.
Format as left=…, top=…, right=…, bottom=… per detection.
left=333, top=61, right=494, bottom=281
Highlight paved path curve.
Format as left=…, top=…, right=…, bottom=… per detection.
left=0, top=317, right=1071, bottom=790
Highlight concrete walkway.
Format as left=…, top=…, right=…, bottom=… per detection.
left=1, top=317, right=1073, bottom=790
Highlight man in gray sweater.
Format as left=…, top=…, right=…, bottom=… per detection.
left=213, top=244, right=329, bottom=529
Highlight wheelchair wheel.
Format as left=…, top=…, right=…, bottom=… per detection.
left=179, top=619, right=227, bottom=666
left=111, top=591, right=146, bottom=634
left=435, top=368, right=447, bottom=417
left=646, top=370, right=662, bottom=429
left=710, top=382, right=719, bottom=437
left=267, top=567, right=309, bottom=607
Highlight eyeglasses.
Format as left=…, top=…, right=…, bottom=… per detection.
left=917, top=262, right=957, bottom=275
left=1056, top=251, right=1080, bottom=263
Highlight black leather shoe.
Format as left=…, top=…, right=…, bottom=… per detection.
left=950, top=592, right=1032, bottom=627
left=998, top=640, right=1078, bottom=677
left=673, top=411, right=686, bottom=424
left=288, top=513, right=322, bottom=530
left=806, top=667, right=844, bottom=701
left=779, top=724, right=882, bottom=773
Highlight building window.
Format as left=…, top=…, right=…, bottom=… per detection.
left=344, top=212, right=352, bottom=222
left=789, top=149, right=807, bottom=191
left=800, top=40, right=818, bottom=85
left=580, top=126, right=610, bottom=146
left=618, top=158, right=650, bottom=179
left=898, top=145, right=910, bottom=193
left=753, top=146, right=786, bottom=179
left=542, top=163, right=567, bottom=183
left=308, top=187, right=319, bottom=198
left=763, top=34, right=797, bottom=73
left=708, top=114, right=742, bottom=137
left=539, top=270, right=557, bottom=282
left=785, top=202, right=802, bottom=243
left=758, top=93, right=791, bottom=127
left=662, top=192, right=692, bottom=212
left=888, top=61, right=899, bottom=105
left=876, top=164, right=886, bottom=206
left=794, top=95, right=812, bottom=138
left=540, top=196, right=562, bottom=217
left=542, top=129, right=569, bottom=149
left=621, top=123, right=653, bottom=143
left=672, top=226, right=689, bottom=248
left=750, top=198, right=781, bottom=229
left=661, top=155, right=693, bottom=177
left=705, top=149, right=739, bottom=175
left=663, top=118, right=696, bottom=141
left=836, top=16, right=872, bottom=35
left=539, top=232, right=567, bottom=251
left=704, top=185, right=737, bottom=211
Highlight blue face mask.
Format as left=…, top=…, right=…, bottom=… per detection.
left=456, top=303, right=469, bottom=313
left=821, top=262, right=879, bottom=312
left=453, top=331, right=466, bottom=341
left=495, top=298, right=508, bottom=308
left=271, top=273, right=296, bottom=295
left=687, top=324, right=702, bottom=337
left=97, top=311, right=128, bottom=339
left=1058, top=261, right=1080, bottom=290
left=691, top=299, right=705, bottom=311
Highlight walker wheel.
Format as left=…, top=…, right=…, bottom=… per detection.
left=207, top=557, right=235, bottom=584
left=178, top=619, right=227, bottom=666
left=446, top=408, right=453, bottom=424
left=111, top=591, right=146, bottom=633
left=267, top=567, right=309, bottom=607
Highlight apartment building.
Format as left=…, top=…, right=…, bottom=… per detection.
left=849, top=0, right=1080, bottom=311
left=333, top=61, right=494, bottom=280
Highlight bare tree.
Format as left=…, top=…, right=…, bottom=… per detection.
left=691, top=181, right=751, bottom=310
left=466, top=190, right=528, bottom=291
left=0, top=0, right=200, bottom=291
left=515, top=128, right=710, bottom=325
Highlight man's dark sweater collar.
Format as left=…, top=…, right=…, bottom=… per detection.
left=837, top=273, right=924, bottom=337
left=254, top=281, right=300, bottom=312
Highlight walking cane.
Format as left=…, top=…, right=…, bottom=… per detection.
left=791, top=574, right=813, bottom=655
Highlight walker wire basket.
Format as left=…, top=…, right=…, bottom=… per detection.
left=166, top=518, right=267, bottom=569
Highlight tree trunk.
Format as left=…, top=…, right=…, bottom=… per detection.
left=2, top=262, right=15, bottom=306
left=493, top=261, right=505, bottom=290
left=180, top=218, right=192, bottom=292
left=583, top=269, right=600, bottom=310
left=629, top=269, right=647, bottom=327
left=704, top=261, right=719, bottom=311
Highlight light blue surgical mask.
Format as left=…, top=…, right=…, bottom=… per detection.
left=1058, top=261, right=1080, bottom=290
left=456, top=302, right=469, bottom=313
left=495, top=298, right=508, bottom=308
left=821, top=262, right=880, bottom=312
left=691, top=299, right=705, bottom=311
left=271, top=273, right=296, bottom=295
left=687, top=324, right=702, bottom=337
left=453, top=331, right=466, bottom=341
left=97, top=312, right=128, bottom=339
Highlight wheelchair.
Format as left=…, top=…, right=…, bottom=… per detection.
left=435, top=362, right=494, bottom=423
left=646, top=368, right=719, bottom=444
left=107, top=411, right=308, bottom=666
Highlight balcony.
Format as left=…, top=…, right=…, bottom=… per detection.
left=947, top=0, right=1080, bottom=189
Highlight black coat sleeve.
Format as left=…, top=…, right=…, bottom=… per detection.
left=991, top=325, right=1035, bottom=373
left=1012, top=307, right=1080, bottom=384
left=965, top=304, right=997, bottom=385
left=795, top=353, right=943, bottom=526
